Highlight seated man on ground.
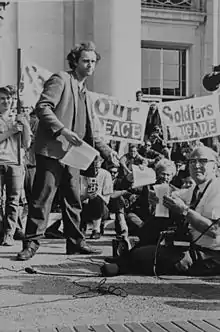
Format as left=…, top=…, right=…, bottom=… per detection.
left=102, top=146, right=220, bottom=277
left=107, top=164, right=134, bottom=238
left=80, top=156, right=113, bottom=239
left=119, top=143, right=148, bottom=178
left=139, top=139, right=162, bottom=168
left=126, top=158, right=179, bottom=240
left=149, top=125, right=165, bottom=154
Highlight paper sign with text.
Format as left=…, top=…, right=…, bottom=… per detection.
left=20, top=59, right=149, bottom=144
left=158, top=94, right=220, bottom=143
left=90, top=92, right=149, bottom=144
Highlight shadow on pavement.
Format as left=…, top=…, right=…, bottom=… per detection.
left=165, top=300, right=220, bottom=310
left=0, top=275, right=219, bottom=302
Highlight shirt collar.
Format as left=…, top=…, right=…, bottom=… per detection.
left=78, top=84, right=86, bottom=94
left=71, top=71, right=87, bottom=93
left=197, top=178, right=214, bottom=192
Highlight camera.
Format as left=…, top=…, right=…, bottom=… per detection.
left=87, top=177, right=98, bottom=194
left=160, top=228, right=176, bottom=246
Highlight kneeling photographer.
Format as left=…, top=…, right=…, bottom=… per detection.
left=102, top=146, right=220, bottom=277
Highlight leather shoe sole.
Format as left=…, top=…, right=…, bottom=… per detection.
left=16, top=247, right=37, bottom=261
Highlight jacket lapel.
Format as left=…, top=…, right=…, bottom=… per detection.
left=69, top=72, right=78, bottom=119
left=85, top=92, right=93, bottom=127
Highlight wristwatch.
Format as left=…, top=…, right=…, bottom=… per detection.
left=182, top=205, right=190, bottom=217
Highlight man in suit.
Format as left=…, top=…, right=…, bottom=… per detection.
left=17, top=41, right=118, bottom=261
left=102, top=145, right=220, bottom=276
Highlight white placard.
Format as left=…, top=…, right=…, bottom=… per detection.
left=60, top=141, right=99, bottom=170
left=158, top=94, right=220, bottom=143
left=154, top=183, right=170, bottom=218
left=132, top=165, right=156, bottom=188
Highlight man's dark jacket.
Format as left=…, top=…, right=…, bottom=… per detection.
left=34, top=71, right=112, bottom=169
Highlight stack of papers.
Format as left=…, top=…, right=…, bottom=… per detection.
left=153, top=183, right=170, bottom=217
left=60, top=141, right=99, bottom=170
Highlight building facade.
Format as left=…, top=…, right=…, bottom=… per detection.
left=0, top=0, right=219, bottom=102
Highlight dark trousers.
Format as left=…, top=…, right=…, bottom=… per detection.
left=118, top=245, right=220, bottom=276
left=0, top=164, right=23, bottom=235
left=126, top=212, right=144, bottom=236
left=24, top=155, right=84, bottom=249
left=24, top=165, right=36, bottom=205
left=80, top=196, right=109, bottom=231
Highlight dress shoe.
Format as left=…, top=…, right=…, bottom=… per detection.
left=66, top=240, right=102, bottom=255
left=16, top=247, right=38, bottom=261
left=90, top=230, right=101, bottom=240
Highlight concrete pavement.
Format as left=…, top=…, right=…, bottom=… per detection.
left=0, top=231, right=220, bottom=331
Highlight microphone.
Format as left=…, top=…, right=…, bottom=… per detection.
left=25, top=267, right=37, bottom=274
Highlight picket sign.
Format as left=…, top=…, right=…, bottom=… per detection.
left=19, top=58, right=149, bottom=144
left=89, top=92, right=149, bottom=144
left=158, top=94, right=220, bottom=143
left=18, top=55, right=220, bottom=145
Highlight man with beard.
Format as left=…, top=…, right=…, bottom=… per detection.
left=17, top=41, right=118, bottom=261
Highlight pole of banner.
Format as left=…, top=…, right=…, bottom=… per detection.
left=212, top=0, right=220, bottom=153
left=213, top=0, right=219, bottom=68
left=17, top=47, right=22, bottom=165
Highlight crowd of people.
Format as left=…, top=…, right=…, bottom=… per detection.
left=0, top=40, right=220, bottom=277
left=102, top=145, right=220, bottom=277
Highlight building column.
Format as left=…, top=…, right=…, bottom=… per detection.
left=93, top=0, right=141, bottom=101
left=0, top=2, right=17, bottom=86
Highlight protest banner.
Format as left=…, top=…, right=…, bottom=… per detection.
left=158, top=94, right=220, bottom=143
left=19, top=59, right=149, bottom=144
left=90, top=92, right=149, bottom=144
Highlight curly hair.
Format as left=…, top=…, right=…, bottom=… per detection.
left=155, top=158, right=176, bottom=178
left=67, top=41, right=101, bottom=70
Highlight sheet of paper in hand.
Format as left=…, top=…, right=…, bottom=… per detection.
left=153, top=183, right=170, bottom=217
left=132, top=165, right=156, bottom=188
left=60, top=141, right=99, bottom=170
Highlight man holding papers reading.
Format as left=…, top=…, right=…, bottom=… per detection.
left=17, top=41, right=118, bottom=261
left=102, top=146, right=220, bottom=277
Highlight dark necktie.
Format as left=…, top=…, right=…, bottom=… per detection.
left=190, top=185, right=201, bottom=209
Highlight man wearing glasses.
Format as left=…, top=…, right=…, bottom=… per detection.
left=102, top=145, right=220, bottom=276
left=139, top=139, right=162, bottom=167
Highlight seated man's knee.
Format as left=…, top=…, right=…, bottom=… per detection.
left=127, top=212, right=144, bottom=228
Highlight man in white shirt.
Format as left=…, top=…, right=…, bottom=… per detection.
left=80, top=156, right=113, bottom=239
left=102, top=145, right=220, bottom=276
